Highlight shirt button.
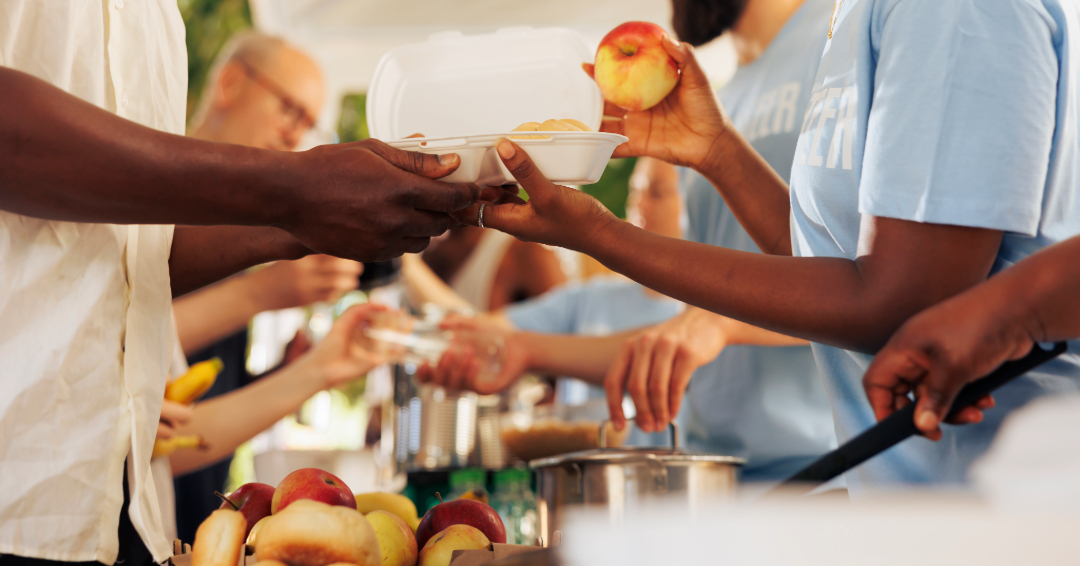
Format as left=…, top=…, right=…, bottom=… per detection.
left=115, top=0, right=124, bottom=8
left=120, top=93, right=129, bottom=108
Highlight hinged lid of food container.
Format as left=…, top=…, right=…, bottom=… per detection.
left=367, top=27, right=603, bottom=140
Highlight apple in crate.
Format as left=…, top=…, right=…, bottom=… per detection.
left=217, top=482, right=275, bottom=539
left=593, top=21, right=680, bottom=111
left=418, top=525, right=490, bottom=566
left=271, top=468, right=356, bottom=513
left=415, top=499, right=505, bottom=550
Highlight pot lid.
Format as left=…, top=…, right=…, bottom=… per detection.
left=529, top=447, right=745, bottom=469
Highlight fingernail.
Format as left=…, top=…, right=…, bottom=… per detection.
left=438, top=153, right=459, bottom=166
left=496, top=138, right=516, bottom=159
left=915, top=410, right=937, bottom=431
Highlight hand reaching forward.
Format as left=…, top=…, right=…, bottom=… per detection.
left=294, top=302, right=392, bottom=388
left=862, top=289, right=1031, bottom=441
left=286, top=139, right=481, bottom=261
left=585, top=35, right=729, bottom=169
left=605, top=307, right=731, bottom=433
left=253, top=255, right=362, bottom=310
left=451, top=138, right=619, bottom=254
left=415, top=316, right=530, bottom=395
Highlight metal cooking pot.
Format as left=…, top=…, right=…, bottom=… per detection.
left=529, top=421, right=743, bottom=542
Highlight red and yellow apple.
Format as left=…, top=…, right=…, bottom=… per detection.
left=272, top=468, right=356, bottom=514
left=415, top=499, right=505, bottom=550
left=417, top=525, right=489, bottom=566
left=593, top=21, right=680, bottom=111
left=218, top=482, right=275, bottom=539
left=366, top=510, right=418, bottom=566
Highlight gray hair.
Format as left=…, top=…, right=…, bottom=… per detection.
left=189, top=31, right=288, bottom=130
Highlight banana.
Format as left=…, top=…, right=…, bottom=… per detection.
left=354, top=492, right=421, bottom=531
left=152, top=435, right=207, bottom=457
left=165, top=357, right=224, bottom=404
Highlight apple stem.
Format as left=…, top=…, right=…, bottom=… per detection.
left=214, top=491, right=240, bottom=511
left=435, top=492, right=444, bottom=504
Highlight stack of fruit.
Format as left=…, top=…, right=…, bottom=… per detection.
left=191, top=467, right=507, bottom=566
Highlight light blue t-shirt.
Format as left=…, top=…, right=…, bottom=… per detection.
left=679, top=0, right=838, bottom=481
left=504, top=276, right=684, bottom=446
left=509, top=0, right=839, bottom=481
left=789, top=0, right=1080, bottom=494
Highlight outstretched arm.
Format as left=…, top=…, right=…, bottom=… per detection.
left=0, top=66, right=484, bottom=288
left=584, top=38, right=793, bottom=255
left=417, top=310, right=807, bottom=401
left=173, top=255, right=362, bottom=352
left=461, top=140, right=1003, bottom=355
left=170, top=303, right=387, bottom=475
left=863, top=234, right=1080, bottom=440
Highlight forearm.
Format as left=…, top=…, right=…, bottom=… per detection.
left=170, top=358, right=325, bottom=475
left=400, top=254, right=475, bottom=311
left=585, top=222, right=922, bottom=353
left=693, top=129, right=794, bottom=255
left=519, top=331, right=637, bottom=384
left=170, top=226, right=309, bottom=297
left=174, top=271, right=270, bottom=354
left=980, top=236, right=1080, bottom=342
left=0, top=67, right=296, bottom=225
left=714, top=311, right=809, bottom=347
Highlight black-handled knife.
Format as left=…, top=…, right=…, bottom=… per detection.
left=778, top=341, right=1068, bottom=491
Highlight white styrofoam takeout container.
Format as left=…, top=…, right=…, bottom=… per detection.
left=367, top=27, right=628, bottom=186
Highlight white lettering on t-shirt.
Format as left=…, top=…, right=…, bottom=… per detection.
left=772, top=82, right=801, bottom=135
left=826, top=86, right=857, bottom=170
left=807, top=88, right=841, bottom=167
left=746, top=82, right=802, bottom=142
left=752, top=89, right=779, bottom=140
left=794, top=89, right=828, bottom=165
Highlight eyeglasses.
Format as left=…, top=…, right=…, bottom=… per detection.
left=236, top=59, right=318, bottom=134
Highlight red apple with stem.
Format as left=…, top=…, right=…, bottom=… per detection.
left=215, top=483, right=275, bottom=539
left=271, top=468, right=356, bottom=514
left=593, top=21, right=680, bottom=111
left=415, top=493, right=505, bottom=550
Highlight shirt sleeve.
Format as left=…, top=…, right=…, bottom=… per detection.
left=503, top=284, right=583, bottom=334
left=858, top=0, right=1059, bottom=236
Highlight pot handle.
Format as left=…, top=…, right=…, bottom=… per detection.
left=598, top=420, right=679, bottom=449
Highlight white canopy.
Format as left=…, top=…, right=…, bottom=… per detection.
left=248, top=0, right=737, bottom=132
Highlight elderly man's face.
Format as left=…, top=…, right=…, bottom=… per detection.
left=671, top=0, right=750, bottom=46
left=220, top=46, right=325, bottom=151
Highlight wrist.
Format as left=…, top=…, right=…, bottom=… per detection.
left=692, top=126, right=739, bottom=178
left=251, top=149, right=306, bottom=230
left=581, top=215, right=630, bottom=263
left=283, top=350, right=332, bottom=395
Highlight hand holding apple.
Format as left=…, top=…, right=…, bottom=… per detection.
left=587, top=25, right=730, bottom=171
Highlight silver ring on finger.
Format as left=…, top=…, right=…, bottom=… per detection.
left=477, top=203, right=486, bottom=228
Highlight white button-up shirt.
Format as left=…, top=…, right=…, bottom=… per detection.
left=0, top=1, right=187, bottom=563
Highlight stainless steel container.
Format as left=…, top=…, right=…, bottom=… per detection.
left=529, top=422, right=743, bottom=541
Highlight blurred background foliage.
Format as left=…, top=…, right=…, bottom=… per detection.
left=181, top=0, right=632, bottom=216
left=179, top=0, right=253, bottom=122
